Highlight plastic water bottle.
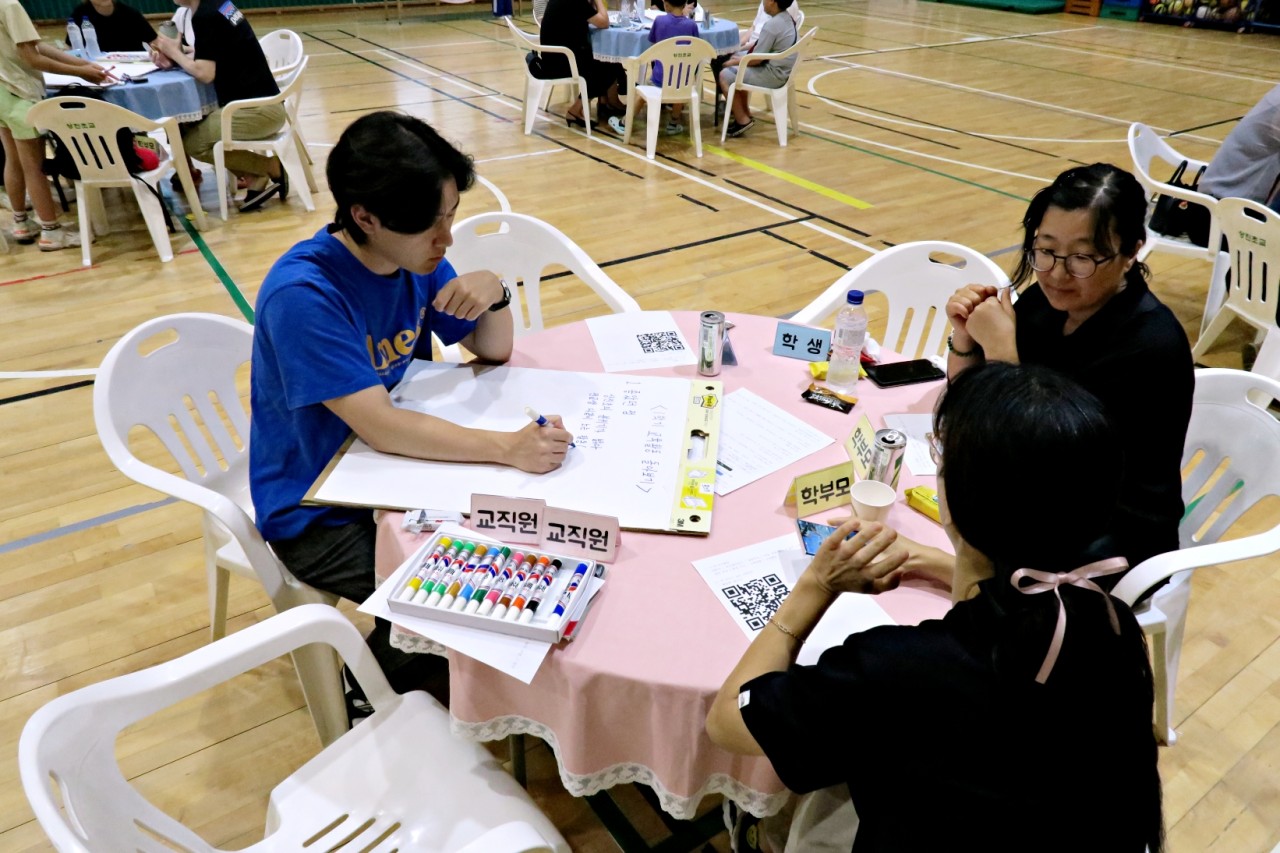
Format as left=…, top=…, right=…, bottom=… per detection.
left=66, top=18, right=85, bottom=55
left=826, top=290, right=868, bottom=391
left=80, top=17, right=101, bottom=59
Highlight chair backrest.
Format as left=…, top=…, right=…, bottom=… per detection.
left=92, top=314, right=292, bottom=601
left=532, top=0, right=549, bottom=25
left=636, top=36, right=717, bottom=98
left=1216, top=196, right=1280, bottom=331
left=506, top=16, right=580, bottom=78
left=448, top=212, right=641, bottom=337
left=26, top=97, right=160, bottom=185
left=18, top=604, right=392, bottom=853
left=1127, top=123, right=1220, bottom=237
left=790, top=241, right=1010, bottom=358
left=259, top=28, right=304, bottom=79
left=1113, top=368, right=1280, bottom=602
left=748, top=24, right=814, bottom=67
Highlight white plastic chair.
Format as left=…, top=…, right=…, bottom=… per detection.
left=506, top=17, right=591, bottom=137
left=620, top=36, right=717, bottom=160
left=790, top=241, right=1010, bottom=359
left=1128, top=123, right=1222, bottom=267
left=19, top=603, right=570, bottom=853
left=1192, top=197, right=1280, bottom=376
left=448, top=212, right=641, bottom=338
left=719, top=27, right=816, bottom=147
left=532, top=0, right=548, bottom=26
left=1112, top=368, right=1280, bottom=745
left=26, top=97, right=206, bottom=267
left=258, top=29, right=303, bottom=79
left=93, top=313, right=348, bottom=748
left=214, top=57, right=317, bottom=220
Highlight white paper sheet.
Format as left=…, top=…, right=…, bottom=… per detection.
left=715, top=389, right=834, bottom=495
left=883, top=412, right=938, bottom=477
left=797, top=594, right=896, bottom=665
left=44, top=61, right=157, bottom=88
left=693, top=534, right=807, bottom=638
left=359, top=523, right=603, bottom=684
left=585, top=311, right=696, bottom=373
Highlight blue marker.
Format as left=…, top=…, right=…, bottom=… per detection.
left=525, top=406, right=576, bottom=448
left=550, top=561, right=591, bottom=620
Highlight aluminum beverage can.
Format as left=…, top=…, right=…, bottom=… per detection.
left=868, top=428, right=907, bottom=491
left=699, top=311, right=725, bottom=376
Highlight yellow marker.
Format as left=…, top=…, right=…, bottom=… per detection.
left=705, top=145, right=873, bottom=210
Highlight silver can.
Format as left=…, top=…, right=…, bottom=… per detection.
left=699, top=311, right=725, bottom=376
left=868, top=428, right=907, bottom=491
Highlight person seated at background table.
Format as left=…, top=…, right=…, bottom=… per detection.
left=647, top=0, right=699, bottom=133
left=1200, top=81, right=1280, bottom=213
left=153, top=0, right=287, bottom=211
left=68, top=0, right=157, bottom=54
left=937, top=163, right=1193, bottom=579
left=718, top=0, right=796, bottom=138
left=709, top=0, right=799, bottom=116
left=707, top=362, right=1164, bottom=853
left=1, top=0, right=111, bottom=250
left=531, top=0, right=626, bottom=127
left=250, top=111, right=572, bottom=712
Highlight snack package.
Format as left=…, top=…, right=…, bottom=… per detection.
left=905, top=486, right=940, bottom=523
left=801, top=382, right=857, bottom=414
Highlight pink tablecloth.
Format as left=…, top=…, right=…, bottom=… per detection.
left=374, top=311, right=954, bottom=819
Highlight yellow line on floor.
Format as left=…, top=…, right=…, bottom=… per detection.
left=704, top=144, right=873, bottom=210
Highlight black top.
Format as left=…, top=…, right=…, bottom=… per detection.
left=538, top=0, right=597, bottom=78
left=740, top=595, right=1157, bottom=853
left=70, top=1, right=157, bottom=52
left=190, top=0, right=278, bottom=107
left=1015, top=280, right=1194, bottom=570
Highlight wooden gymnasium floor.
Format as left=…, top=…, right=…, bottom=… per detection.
left=3, top=2, right=1279, bottom=849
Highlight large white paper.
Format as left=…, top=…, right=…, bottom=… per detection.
left=359, top=523, right=605, bottom=684
left=715, top=389, right=834, bottom=495
left=883, top=413, right=937, bottom=477
left=314, top=364, right=694, bottom=531
left=585, top=311, right=696, bottom=373
left=693, top=535, right=806, bottom=638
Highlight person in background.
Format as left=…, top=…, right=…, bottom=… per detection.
left=250, top=112, right=570, bottom=717
left=153, top=0, right=287, bottom=211
left=68, top=0, right=157, bottom=53
left=532, top=0, right=626, bottom=128
left=1, top=0, right=111, bottom=250
left=707, top=362, right=1163, bottom=853
left=1200, top=81, right=1280, bottom=212
left=709, top=0, right=800, bottom=117
left=718, top=0, right=796, bottom=137
left=638, top=0, right=699, bottom=134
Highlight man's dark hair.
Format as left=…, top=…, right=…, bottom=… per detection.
left=775, top=0, right=794, bottom=10
left=327, top=111, right=475, bottom=244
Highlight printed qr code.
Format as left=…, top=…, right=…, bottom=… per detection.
left=722, top=574, right=791, bottom=632
left=637, top=331, right=687, bottom=355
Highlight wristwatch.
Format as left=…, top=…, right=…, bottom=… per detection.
left=488, top=279, right=511, bottom=312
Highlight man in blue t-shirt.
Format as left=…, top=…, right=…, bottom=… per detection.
left=250, top=112, right=572, bottom=701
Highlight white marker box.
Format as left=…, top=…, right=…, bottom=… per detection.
left=385, top=530, right=601, bottom=643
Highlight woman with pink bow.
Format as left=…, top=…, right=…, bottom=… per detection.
left=707, top=362, right=1162, bottom=853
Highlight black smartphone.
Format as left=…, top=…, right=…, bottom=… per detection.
left=864, top=359, right=946, bottom=388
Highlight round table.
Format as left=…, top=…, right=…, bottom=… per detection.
left=590, top=17, right=740, bottom=62
left=46, top=69, right=217, bottom=123
left=375, top=312, right=955, bottom=820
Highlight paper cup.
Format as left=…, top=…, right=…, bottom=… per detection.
left=850, top=479, right=896, bottom=523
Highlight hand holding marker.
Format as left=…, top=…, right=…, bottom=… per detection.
left=525, top=406, right=576, bottom=448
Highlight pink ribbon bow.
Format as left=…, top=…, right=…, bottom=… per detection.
left=1009, top=557, right=1130, bottom=684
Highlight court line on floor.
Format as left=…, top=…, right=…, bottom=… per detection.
left=0, top=379, right=95, bottom=407
left=703, top=145, right=873, bottom=210
left=0, top=370, right=97, bottom=379
left=176, top=215, right=254, bottom=323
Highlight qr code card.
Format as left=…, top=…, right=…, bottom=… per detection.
left=585, top=311, right=697, bottom=373
left=721, top=574, right=791, bottom=632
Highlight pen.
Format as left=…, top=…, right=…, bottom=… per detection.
left=525, top=405, right=576, bottom=448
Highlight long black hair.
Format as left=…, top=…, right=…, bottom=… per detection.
left=327, top=111, right=475, bottom=244
left=934, top=362, right=1164, bottom=853
left=1010, top=163, right=1150, bottom=292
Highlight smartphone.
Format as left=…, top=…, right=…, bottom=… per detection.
left=796, top=520, right=837, bottom=555
left=864, top=359, right=946, bottom=388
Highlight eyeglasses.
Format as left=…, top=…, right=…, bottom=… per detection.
left=1025, top=248, right=1116, bottom=279
left=926, top=432, right=943, bottom=466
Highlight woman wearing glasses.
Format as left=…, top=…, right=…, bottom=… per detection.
left=944, top=162, right=1193, bottom=573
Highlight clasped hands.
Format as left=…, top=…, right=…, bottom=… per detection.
left=800, top=517, right=909, bottom=598
left=944, top=284, right=1017, bottom=362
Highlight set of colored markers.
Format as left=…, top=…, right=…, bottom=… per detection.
left=387, top=533, right=598, bottom=641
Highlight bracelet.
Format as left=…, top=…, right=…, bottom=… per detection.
left=947, top=333, right=980, bottom=358
left=768, top=617, right=804, bottom=642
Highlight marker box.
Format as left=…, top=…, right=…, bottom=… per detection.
left=385, top=530, right=602, bottom=643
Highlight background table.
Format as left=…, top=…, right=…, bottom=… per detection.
left=590, top=17, right=740, bottom=62
left=46, top=70, right=217, bottom=123
left=375, top=311, right=955, bottom=821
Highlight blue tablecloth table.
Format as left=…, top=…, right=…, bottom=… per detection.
left=589, top=17, right=739, bottom=62
left=46, top=69, right=217, bottom=123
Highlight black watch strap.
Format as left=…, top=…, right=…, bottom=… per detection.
left=488, top=279, right=512, bottom=312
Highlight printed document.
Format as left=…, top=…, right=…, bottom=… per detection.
left=715, top=389, right=833, bottom=495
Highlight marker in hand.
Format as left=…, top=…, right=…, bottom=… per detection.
left=525, top=406, right=575, bottom=448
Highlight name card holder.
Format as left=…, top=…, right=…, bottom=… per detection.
left=543, top=506, right=621, bottom=563
left=784, top=462, right=854, bottom=515
left=773, top=322, right=831, bottom=362
left=845, top=414, right=877, bottom=481
left=470, top=494, right=545, bottom=544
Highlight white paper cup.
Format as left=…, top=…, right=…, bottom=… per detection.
left=850, top=479, right=896, bottom=523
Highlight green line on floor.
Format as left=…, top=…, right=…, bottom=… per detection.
left=177, top=214, right=255, bottom=323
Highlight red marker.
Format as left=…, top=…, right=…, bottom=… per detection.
left=477, top=551, right=525, bottom=616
